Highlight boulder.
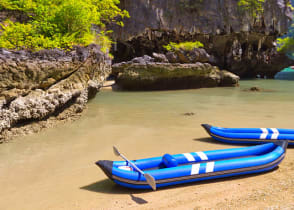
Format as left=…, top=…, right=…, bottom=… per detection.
left=113, top=59, right=239, bottom=90
left=219, top=70, right=240, bottom=87
left=152, top=53, right=169, bottom=63
left=165, top=52, right=179, bottom=63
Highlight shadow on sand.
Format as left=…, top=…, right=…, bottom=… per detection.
left=80, top=179, right=149, bottom=204
left=81, top=166, right=278, bottom=196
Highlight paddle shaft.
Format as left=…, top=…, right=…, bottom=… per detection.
left=113, top=146, right=156, bottom=190
left=119, top=153, right=145, bottom=175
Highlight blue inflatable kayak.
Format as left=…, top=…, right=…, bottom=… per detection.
left=202, top=124, right=294, bottom=145
left=96, top=142, right=287, bottom=190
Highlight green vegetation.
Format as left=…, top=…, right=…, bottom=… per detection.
left=0, top=0, right=129, bottom=51
left=237, top=0, right=265, bottom=18
left=277, top=23, right=294, bottom=56
left=276, top=1, right=294, bottom=55
left=0, top=0, right=35, bottom=11
left=287, top=0, right=294, bottom=10
left=163, top=41, right=204, bottom=52
left=277, top=36, right=294, bottom=53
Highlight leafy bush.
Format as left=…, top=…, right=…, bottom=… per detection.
left=277, top=35, right=294, bottom=52
left=276, top=1, right=294, bottom=54
left=0, top=20, right=57, bottom=50
left=163, top=41, right=204, bottom=51
left=0, top=0, right=36, bottom=11
left=237, top=0, right=265, bottom=18
left=0, top=0, right=129, bottom=51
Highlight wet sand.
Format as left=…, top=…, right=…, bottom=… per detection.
left=0, top=80, right=293, bottom=209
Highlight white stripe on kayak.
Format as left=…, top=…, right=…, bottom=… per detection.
left=206, top=162, right=215, bottom=173
left=260, top=128, right=268, bottom=139
left=195, top=152, right=208, bottom=160
left=271, top=128, right=279, bottom=139
left=191, top=164, right=200, bottom=175
left=183, top=153, right=195, bottom=162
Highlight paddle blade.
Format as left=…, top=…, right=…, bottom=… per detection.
left=113, top=146, right=120, bottom=156
left=145, top=173, right=156, bottom=191
left=112, top=145, right=156, bottom=191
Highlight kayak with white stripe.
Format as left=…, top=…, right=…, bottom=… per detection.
left=96, top=141, right=287, bottom=190
left=202, top=124, right=294, bottom=145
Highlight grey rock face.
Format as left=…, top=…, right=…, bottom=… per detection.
left=111, top=0, right=293, bottom=77
left=168, top=48, right=211, bottom=63
left=0, top=45, right=111, bottom=140
left=113, top=0, right=292, bottom=40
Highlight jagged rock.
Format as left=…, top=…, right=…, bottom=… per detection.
left=0, top=88, right=22, bottom=102
left=112, top=0, right=292, bottom=40
left=87, top=80, right=101, bottom=99
left=219, top=70, right=240, bottom=87
left=242, top=86, right=275, bottom=92
left=182, top=112, right=195, bottom=116
left=131, top=55, right=154, bottom=65
left=171, top=48, right=211, bottom=63
left=152, top=48, right=211, bottom=64
left=33, top=48, right=66, bottom=60
left=250, top=87, right=261, bottom=91
left=112, top=55, right=155, bottom=74
left=0, top=45, right=111, bottom=141
left=176, top=50, right=190, bottom=63
left=113, top=60, right=239, bottom=90
left=40, top=78, right=56, bottom=89
left=131, top=57, right=147, bottom=65
left=166, top=52, right=179, bottom=63
left=152, top=53, right=169, bottom=63
left=111, top=0, right=293, bottom=77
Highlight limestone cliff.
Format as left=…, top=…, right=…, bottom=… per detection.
left=111, top=0, right=293, bottom=77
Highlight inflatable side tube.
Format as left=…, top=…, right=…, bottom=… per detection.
left=96, top=142, right=287, bottom=190
left=112, top=144, right=285, bottom=189
left=203, top=124, right=294, bottom=135
left=202, top=124, right=294, bottom=145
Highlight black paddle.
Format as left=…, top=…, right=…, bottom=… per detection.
left=113, top=146, right=156, bottom=191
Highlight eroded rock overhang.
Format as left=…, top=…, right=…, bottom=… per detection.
left=110, top=0, right=294, bottom=77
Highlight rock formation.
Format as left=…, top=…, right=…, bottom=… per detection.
left=112, top=55, right=239, bottom=90
left=0, top=45, right=111, bottom=142
left=110, top=0, right=294, bottom=77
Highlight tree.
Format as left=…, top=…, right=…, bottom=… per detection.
left=0, top=0, right=129, bottom=51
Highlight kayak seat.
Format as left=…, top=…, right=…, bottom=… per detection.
left=162, top=153, right=178, bottom=168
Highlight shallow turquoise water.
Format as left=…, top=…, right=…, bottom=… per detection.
left=86, top=79, right=294, bottom=129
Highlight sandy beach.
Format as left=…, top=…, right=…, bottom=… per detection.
left=1, top=0, right=294, bottom=209
left=0, top=81, right=294, bottom=209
